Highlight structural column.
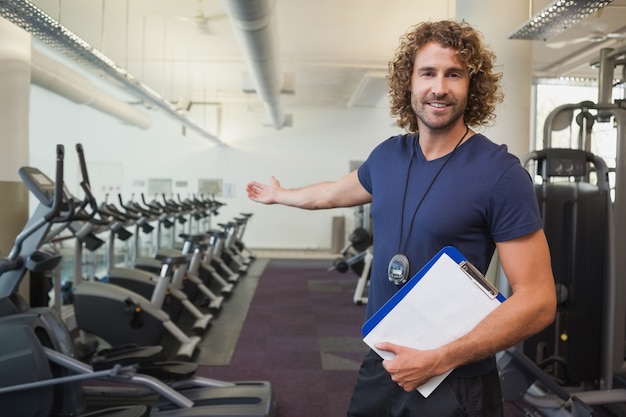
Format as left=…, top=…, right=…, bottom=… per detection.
left=0, top=16, right=31, bottom=298
left=456, top=0, right=533, bottom=159
left=455, top=1, right=533, bottom=287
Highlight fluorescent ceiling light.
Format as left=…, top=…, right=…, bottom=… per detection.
left=508, top=0, right=614, bottom=41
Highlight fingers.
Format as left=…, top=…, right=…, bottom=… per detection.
left=400, top=383, right=415, bottom=392
left=246, top=182, right=259, bottom=196
left=375, top=341, right=399, bottom=353
left=248, top=182, right=264, bottom=193
left=246, top=182, right=263, bottom=201
left=378, top=344, right=423, bottom=392
left=386, top=366, right=414, bottom=392
left=386, top=367, right=418, bottom=392
left=247, top=178, right=275, bottom=203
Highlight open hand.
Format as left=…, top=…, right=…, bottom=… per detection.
left=247, top=176, right=281, bottom=204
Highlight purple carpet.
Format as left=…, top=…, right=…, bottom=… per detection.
left=195, top=259, right=618, bottom=417
left=197, top=259, right=369, bottom=417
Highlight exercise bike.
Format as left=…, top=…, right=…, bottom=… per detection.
left=0, top=144, right=277, bottom=416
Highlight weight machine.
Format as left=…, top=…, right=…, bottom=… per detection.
left=499, top=47, right=626, bottom=415
left=329, top=205, right=373, bottom=305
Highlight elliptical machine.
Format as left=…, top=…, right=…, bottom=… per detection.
left=0, top=145, right=149, bottom=417
left=0, top=144, right=277, bottom=416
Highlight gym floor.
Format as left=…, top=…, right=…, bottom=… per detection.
left=69, top=248, right=626, bottom=416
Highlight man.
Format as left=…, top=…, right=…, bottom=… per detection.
left=247, top=20, right=556, bottom=417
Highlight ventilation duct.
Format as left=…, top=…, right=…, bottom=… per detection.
left=0, top=0, right=225, bottom=145
left=31, top=48, right=151, bottom=129
left=221, top=0, right=289, bottom=129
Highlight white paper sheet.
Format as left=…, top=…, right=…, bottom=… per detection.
left=362, top=250, right=503, bottom=397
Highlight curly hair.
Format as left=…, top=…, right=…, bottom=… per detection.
left=388, top=20, right=503, bottom=133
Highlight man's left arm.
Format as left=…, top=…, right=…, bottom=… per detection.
left=379, top=229, right=556, bottom=391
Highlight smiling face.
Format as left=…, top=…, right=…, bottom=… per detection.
left=410, top=42, right=470, bottom=133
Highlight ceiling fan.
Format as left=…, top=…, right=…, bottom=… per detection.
left=175, top=0, right=227, bottom=34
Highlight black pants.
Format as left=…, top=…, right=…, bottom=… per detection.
left=347, top=350, right=503, bottom=417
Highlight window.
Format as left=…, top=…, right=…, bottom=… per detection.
left=534, top=79, right=626, bottom=196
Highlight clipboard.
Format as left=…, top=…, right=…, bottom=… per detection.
left=361, top=246, right=506, bottom=397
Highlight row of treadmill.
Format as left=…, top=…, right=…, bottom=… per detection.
left=0, top=144, right=277, bottom=416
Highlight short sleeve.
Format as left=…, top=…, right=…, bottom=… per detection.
left=488, top=163, right=543, bottom=242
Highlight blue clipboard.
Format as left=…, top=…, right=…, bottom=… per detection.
left=361, top=246, right=506, bottom=397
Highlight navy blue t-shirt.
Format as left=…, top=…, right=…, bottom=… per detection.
left=357, top=133, right=543, bottom=376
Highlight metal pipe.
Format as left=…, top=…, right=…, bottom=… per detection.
left=31, top=48, right=152, bottom=129
left=0, top=0, right=225, bottom=145
left=221, top=0, right=286, bottom=128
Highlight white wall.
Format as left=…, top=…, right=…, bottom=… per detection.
left=29, top=82, right=401, bottom=250
left=28, top=0, right=533, bottom=253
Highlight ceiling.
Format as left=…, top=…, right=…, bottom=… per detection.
left=529, top=0, right=626, bottom=79
left=18, top=0, right=626, bottom=127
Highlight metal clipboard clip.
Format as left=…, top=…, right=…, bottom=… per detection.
left=459, top=260, right=498, bottom=300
